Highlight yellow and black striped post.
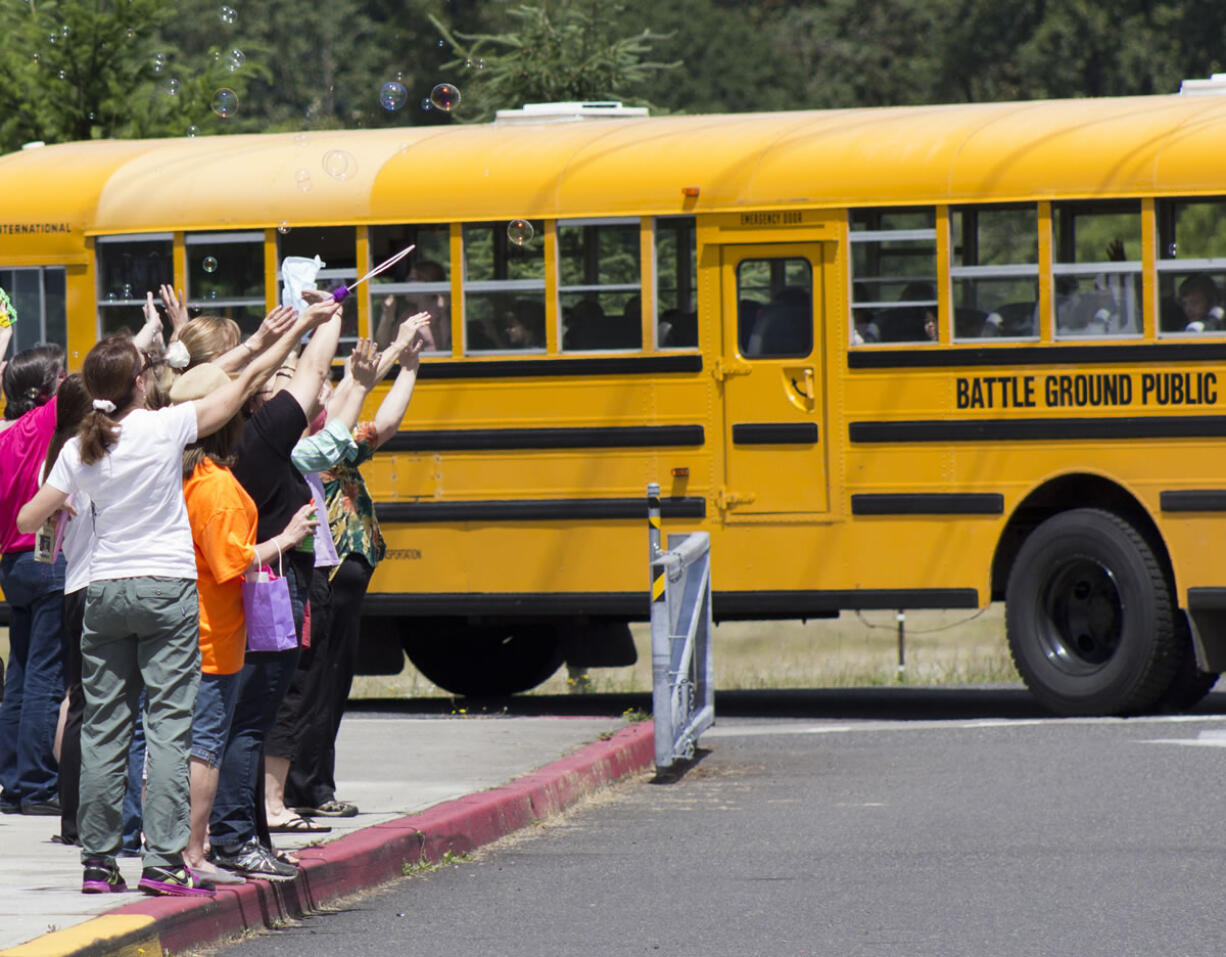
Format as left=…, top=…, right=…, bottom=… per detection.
left=648, top=482, right=665, bottom=605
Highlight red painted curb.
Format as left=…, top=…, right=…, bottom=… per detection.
left=108, top=721, right=655, bottom=954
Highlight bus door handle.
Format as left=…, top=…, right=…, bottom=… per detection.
left=789, top=367, right=815, bottom=406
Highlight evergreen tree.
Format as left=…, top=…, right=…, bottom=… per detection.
left=430, top=0, right=678, bottom=121
left=0, top=0, right=267, bottom=151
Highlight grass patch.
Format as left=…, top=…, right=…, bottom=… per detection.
left=349, top=604, right=1019, bottom=700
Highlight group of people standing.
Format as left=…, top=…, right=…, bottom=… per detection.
left=0, top=284, right=430, bottom=896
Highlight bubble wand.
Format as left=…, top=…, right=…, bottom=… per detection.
left=330, top=243, right=416, bottom=303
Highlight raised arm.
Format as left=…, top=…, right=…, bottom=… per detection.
left=375, top=311, right=432, bottom=379
left=159, top=284, right=189, bottom=335
left=192, top=299, right=340, bottom=438
left=326, top=338, right=379, bottom=430
left=212, top=305, right=297, bottom=374
left=373, top=314, right=433, bottom=448
left=131, top=292, right=167, bottom=355
left=281, top=304, right=344, bottom=420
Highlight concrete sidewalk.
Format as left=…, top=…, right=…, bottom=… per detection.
left=0, top=712, right=654, bottom=956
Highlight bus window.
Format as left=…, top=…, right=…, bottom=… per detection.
left=558, top=218, right=641, bottom=351
left=368, top=224, right=451, bottom=353
left=96, top=234, right=173, bottom=336
left=952, top=205, right=1038, bottom=340
left=187, top=231, right=266, bottom=335
left=1053, top=201, right=1141, bottom=339
left=278, top=227, right=358, bottom=341
left=1156, top=197, right=1226, bottom=335
left=850, top=207, right=938, bottom=344
left=655, top=216, right=697, bottom=349
left=1, top=267, right=66, bottom=351
left=462, top=220, right=545, bottom=353
left=737, top=258, right=812, bottom=358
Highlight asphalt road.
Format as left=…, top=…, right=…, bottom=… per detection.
left=219, top=691, right=1226, bottom=957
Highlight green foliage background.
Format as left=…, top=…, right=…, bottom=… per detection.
left=1, top=0, right=1224, bottom=153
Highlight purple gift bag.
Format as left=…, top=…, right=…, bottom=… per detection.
left=241, top=549, right=297, bottom=652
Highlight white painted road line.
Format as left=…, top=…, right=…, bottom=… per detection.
left=1143, top=728, right=1226, bottom=747
left=703, top=713, right=1226, bottom=738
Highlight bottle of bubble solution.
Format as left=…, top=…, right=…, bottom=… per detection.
left=34, top=517, right=56, bottom=563
left=297, top=510, right=316, bottom=554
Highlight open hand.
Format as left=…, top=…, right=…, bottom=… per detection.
left=394, top=311, right=433, bottom=357
left=347, top=337, right=379, bottom=390
left=159, top=284, right=188, bottom=331
left=252, top=305, right=298, bottom=349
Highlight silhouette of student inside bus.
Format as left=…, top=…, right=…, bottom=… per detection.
left=1174, top=273, right=1224, bottom=332
left=501, top=299, right=545, bottom=349
left=744, top=286, right=811, bottom=357
left=878, top=282, right=936, bottom=343
left=851, top=282, right=880, bottom=344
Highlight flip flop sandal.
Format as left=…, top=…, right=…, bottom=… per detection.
left=298, top=800, right=358, bottom=818
left=267, top=814, right=331, bottom=834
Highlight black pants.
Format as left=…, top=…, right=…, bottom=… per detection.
left=58, top=588, right=86, bottom=842
left=265, top=568, right=333, bottom=762
left=286, top=556, right=373, bottom=809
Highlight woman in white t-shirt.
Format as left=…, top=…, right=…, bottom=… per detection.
left=17, top=301, right=336, bottom=899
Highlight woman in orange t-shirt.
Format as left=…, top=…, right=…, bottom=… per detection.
left=170, top=363, right=315, bottom=884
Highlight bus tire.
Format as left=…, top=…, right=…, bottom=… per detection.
left=1005, top=508, right=1179, bottom=716
left=403, top=623, right=565, bottom=697
left=1151, top=613, right=1218, bottom=713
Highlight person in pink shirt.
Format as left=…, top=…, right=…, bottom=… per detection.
left=0, top=344, right=68, bottom=815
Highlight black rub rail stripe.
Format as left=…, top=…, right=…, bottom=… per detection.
left=1160, top=490, right=1226, bottom=512
left=358, top=587, right=979, bottom=618
left=375, top=497, right=706, bottom=523
left=414, top=354, right=703, bottom=380
left=849, top=342, right=1226, bottom=369
left=361, top=592, right=647, bottom=616
left=381, top=424, right=705, bottom=452
left=1188, top=588, right=1226, bottom=610
left=851, top=493, right=1004, bottom=515
left=732, top=422, right=819, bottom=445
left=715, top=588, right=980, bottom=614
left=850, top=416, right=1226, bottom=443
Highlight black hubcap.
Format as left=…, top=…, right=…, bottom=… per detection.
left=1039, top=558, right=1124, bottom=676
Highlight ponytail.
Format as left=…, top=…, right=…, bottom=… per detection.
left=77, top=335, right=142, bottom=464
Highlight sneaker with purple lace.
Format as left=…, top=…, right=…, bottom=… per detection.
left=82, top=857, right=127, bottom=894
left=138, top=864, right=215, bottom=897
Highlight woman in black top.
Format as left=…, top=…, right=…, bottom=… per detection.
left=207, top=298, right=342, bottom=881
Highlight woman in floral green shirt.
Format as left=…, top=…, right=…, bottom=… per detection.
left=285, top=312, right=429, bottom=818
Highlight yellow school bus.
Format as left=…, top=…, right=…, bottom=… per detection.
left=5, top=87, right=1226, bottom=714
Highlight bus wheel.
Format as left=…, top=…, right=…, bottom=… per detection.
left=1005, top=508, right=1178, bottom=716
left=403, top=623, right=565, bottom=697
left=1151, top=613, right=1218, bottom=713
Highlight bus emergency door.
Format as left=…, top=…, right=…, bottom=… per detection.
left=718, top=242, right=830, bottom=518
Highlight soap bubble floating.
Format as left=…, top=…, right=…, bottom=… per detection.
left=321, top=149, right=357, bottom=181
left=507, top=219, right=534, bottom=246
left=379, top=81, right=407, bottom=111
left=429, top=82, right=460, bottom=111
left=212, top=88, right=238, bottom=118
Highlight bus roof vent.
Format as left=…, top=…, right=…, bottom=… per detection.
left=21, top=140, right=46, bottom=150
left=494, top=101, right=649, bottom=124
left=1179, top=73, right=1226, bottom=95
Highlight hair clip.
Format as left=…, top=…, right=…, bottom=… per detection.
left=164, top=340, right=191, bottom=370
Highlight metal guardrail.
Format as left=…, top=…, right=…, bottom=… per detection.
left=647, top=482, right=715, bottom=773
